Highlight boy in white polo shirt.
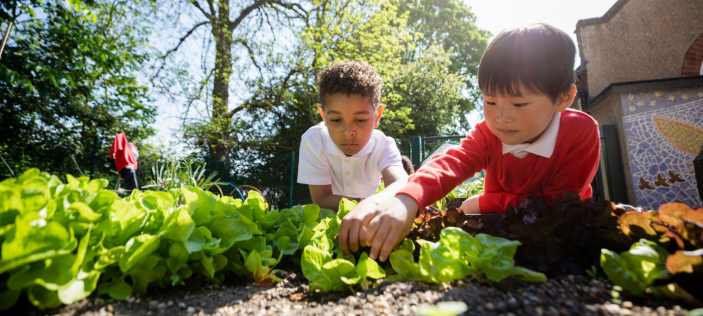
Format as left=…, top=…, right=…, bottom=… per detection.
left=298, top=61, right=408, bottom=253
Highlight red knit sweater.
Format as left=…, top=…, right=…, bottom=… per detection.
left=398, top=109, right=600, bottom=214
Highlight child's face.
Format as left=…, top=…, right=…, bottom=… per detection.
left=482, top=84, right=575, bottom=145
left=318, top=93, right=384, bottom=156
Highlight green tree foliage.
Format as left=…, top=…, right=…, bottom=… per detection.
left=398, top=0, right=490, bottom=80
left=0, top=0, right=156, bottom=182
left=382, top=45, right=473, bottom=143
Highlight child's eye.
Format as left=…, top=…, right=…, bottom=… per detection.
left=356, top=119, right=367, bottom=122
left=330, top=119, right=341, bottom=123
left=513, top=103, right=528, bottom=107
left=485, top=101, right=496, bottom=105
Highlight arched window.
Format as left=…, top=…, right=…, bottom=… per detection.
left=682, top=33, right=703, bottom=77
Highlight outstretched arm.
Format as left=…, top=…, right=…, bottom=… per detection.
left=308, top=184, right=359, bottom=211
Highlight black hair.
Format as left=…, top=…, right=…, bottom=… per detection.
left=478, top=23, right=576, bottom=102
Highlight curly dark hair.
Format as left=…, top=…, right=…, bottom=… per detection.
left=316, top=61, right=384, bottom=109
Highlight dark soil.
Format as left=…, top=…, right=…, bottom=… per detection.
left=10, top=268, right=696, bottom=316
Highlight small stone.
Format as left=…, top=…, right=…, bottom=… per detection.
left=605, top=304, right=621, bottom=315
left=294, top=305, right=303, bottom=310
left=485, top=302, right=494, bottom=311
left=187, top=306, right=196, bottom=314
left=558, top=308, right=570, bottom=316
left=345, top=296, right=358, bottom=306
left=366, top=294, right=376, bottom=302
left=507, top=297, right=518, bottom=307
left=535, top=306, right=544, bottom=316
left=621, top=310, right=633, bottom=316
left=507, top=313, right=517, bottom=316
left=409, top=299, right=419, bottom=306
left=567, top=275, right=575, bottom=282
left=178, top=302, right=186, bottom=309
left=149, top=301, right=160, bottom=310
left=622, top=301, right=633, bottom=309
left=495, top=302, right=506, bottom=311
left=338, top=299, right=345, bottom=304
left=200, top=302, right=206, bottom=307
left=106, top=304, right=114, bottom=312
left=166, top=300, right=173, bottom=307
left=376, top=300, right=390, bottom=309
left=158, top=302, right=166, bottom=309
left=544, top=307, right=559, bottom=316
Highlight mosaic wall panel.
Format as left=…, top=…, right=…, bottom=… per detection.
left=621, top=87, right=703, bottom=210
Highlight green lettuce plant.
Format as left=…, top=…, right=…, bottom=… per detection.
left=388, top=227, right=545, bottom=283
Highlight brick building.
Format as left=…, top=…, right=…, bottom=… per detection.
left=574, top=0, right=703, bottom=208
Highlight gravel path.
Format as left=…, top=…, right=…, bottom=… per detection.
left=10, top=269, right=695, bottom=316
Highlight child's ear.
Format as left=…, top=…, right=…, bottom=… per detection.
left=555, top=84, right=577, bottom=112
left=318, top=106, right=326, bottom=124
left=374, top=104, right=385, bottom=128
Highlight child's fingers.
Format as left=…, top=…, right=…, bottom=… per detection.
left=359, top=226, right=367, bottom=248
left=378, top=227, right=403, bottom=262
left=364, top=215, right=382, bottom=249
left=338, top=218, right=352, bottom=257
left=348, top=218, right=363, bottom=253
left=369, top=218, right=391, bottom=261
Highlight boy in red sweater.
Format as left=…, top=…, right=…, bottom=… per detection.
left=338, top=23, right=600, bottom=261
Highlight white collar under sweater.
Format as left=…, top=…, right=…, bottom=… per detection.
left=501, top=112, right=561, bottom=159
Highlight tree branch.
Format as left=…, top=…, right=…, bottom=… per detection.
left=189, top=0, right=211, bottom=19
left=235, top=39, right=262, bottom=77
left=228, top=0, right=270, bottom=32
left=205, top=0, right=216, bottom=18
left=151, top=21, right=210, bottom=80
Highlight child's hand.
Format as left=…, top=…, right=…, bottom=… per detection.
left=338, top=198, right=378, bottom=258
left=365, top=194, right=419, bottom=262
left=460, top=195, right=480, bottom=214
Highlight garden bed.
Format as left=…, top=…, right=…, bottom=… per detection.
left=11, top=269, right=693, bottom=316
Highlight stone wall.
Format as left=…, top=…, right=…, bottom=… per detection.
left=576, top=0, right=703, bottom=97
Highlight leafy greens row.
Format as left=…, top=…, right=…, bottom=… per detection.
left=0, top=169, right=544, bottom=310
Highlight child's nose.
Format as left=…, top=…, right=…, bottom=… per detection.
left=342, top=123, right=356, bottom=136
left=495, top=104, right=514, bottom=123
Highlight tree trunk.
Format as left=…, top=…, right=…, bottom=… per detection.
left=209, top=3, right=234, bottom=179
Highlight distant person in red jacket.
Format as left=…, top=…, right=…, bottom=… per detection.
left=109, top=132, right=139, bottom=190
left=340, top=23, right=600, bottom=262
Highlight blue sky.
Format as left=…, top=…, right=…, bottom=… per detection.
left=149, top=0, right=620, bottom=145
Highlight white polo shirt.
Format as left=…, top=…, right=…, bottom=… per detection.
left=502, top=112, right=560, bottom=159
left=297, top=122, right=403, bottom=199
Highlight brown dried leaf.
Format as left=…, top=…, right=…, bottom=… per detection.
left=618, top=211, right=658, bottom=240
left=666, top=249, right=703, bottom=274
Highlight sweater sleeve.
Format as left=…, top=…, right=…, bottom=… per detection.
left=397, top=123, right=492, bottom=209
left=478, top=117, right=601, bottom=213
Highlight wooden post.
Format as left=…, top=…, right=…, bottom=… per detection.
left=0, top=21, right=13, bottom=60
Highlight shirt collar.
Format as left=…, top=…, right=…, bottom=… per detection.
left=501, top=112, right=561, bottom=158
left=322, top=122, right=376, bottom=157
